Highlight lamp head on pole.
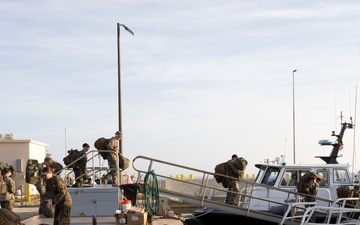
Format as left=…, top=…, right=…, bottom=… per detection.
left=119, top=23, right=135, bottom=36
left=293, top=69, right=297, bottom=73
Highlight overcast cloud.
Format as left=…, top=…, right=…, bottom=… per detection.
left=1, top=0, right=360, bottom=177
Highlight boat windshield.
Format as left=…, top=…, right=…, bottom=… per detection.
left=261, top=167, right=280, bottom=186
left=254, top=166, right=266, bottom=183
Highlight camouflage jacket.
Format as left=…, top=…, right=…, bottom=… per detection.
left=106, top=137, right=119, bottom=153
left=0, top=176, right=15, bottom=201
left=78, top=150, right=87, bottom=167
left=227, top=160, right=240, bottom=178
left=45, top=175, right=72, bottom=206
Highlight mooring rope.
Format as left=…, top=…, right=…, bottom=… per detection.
left=143, top=170, right=160, bottom=216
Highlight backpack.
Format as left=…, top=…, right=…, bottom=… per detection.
left=297, top=172, right=317, bottom=195
left=214, top=162, right=228, bottom=184
left=119, top=153, right=130, bottom=170
left=63, top=149, right=83, bottom=168
left=337, top=185, right=357, bottom=207
left=235, top=157, right=248, bottom=170
left=214, top=162, right=230, bottom=188
left=94, top=137, right=109, bottom=160
left=0, top=178, right=6, bottom=194
left=25, top=159, right=40, bottom=184
left=337, top=185, right=352, bottom=198
left=0, top=208, right=22, bottom=225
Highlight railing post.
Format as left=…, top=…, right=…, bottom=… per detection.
left=91, top=150, right=96, bottom=187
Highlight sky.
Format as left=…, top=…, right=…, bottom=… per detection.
left=1, top=0, right=360, bottom=178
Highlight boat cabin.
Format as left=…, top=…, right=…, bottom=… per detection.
left=244, top=118, right=356, bottom=211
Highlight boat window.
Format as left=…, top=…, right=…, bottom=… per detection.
left=261, top=167, right=280, bottom=186
left=334, top=169, right=350, bottom=183
left=316, top=169, right=329, bottom=187
left=254, top=166, right=266, bottom=183
left=281, top=170, right=298, bottom=187
left=299, top=170, right=310, bottom=177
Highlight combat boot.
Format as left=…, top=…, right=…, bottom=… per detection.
left=101, top=176, right=108, bottom=186
left=112, top=179, right=119, bottom=186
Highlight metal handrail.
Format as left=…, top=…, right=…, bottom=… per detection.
left=297, top=198, right=360, bottom=225
left=62, top=149, right=117, bottom=187
left=132, top=155, right=338, bottom=225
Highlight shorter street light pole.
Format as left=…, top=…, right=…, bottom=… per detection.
left=292, top=69, right=297, bottom=164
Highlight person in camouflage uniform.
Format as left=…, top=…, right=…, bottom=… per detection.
left=0, top=167, right=15, bottom=210
left=72, top=143, right=90, bottom=187
left=102, top=131, right=122, bottom=186
left=41, top=166, right=72, bottom=225
left=37, top=157, right=63, bottom=217
left=297, top=172, right=320, bottom=206
left=225, top=154, right=244, bottom=204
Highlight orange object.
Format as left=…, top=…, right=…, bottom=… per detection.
left=120, top=200, right=132, bottom=212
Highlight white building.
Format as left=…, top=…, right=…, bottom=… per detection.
left=0, top=140, right=48, bottom=194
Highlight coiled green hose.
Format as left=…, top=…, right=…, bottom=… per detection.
left=143, top=171, right=160, bottom=216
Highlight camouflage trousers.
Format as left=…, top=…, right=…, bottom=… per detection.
left=54, top=203, right=71, bottom=225
left=304, top=196, right=316, bottom=208
left=103, top=152, right=118, bottom=185
left=0, top=200, right=14, bottom=211
left=73, top=165, right=86, bottom=187
left=225, top=178, right=239, bottom=204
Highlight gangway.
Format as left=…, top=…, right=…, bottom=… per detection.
left=132, top=155, right=339, bottom=225
left=61, top=149, right=119, bottom=186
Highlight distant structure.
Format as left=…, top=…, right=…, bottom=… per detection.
left=0, top=140, right=48, bottom=195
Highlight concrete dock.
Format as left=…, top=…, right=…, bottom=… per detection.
left=14, top=206, right=185, bottom=225
left=14, top=206, right=115, bottom=224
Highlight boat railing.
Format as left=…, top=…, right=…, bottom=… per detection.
left=279, top=202, right=318, bottom=225
left=279, top=198, right=360, bottom=225
left=132, top=155, right=335, bottom=224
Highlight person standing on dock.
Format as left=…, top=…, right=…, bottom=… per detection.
left=37, top=157, right=59, bottom=217
left=225, top=154, right=245, bottom=204
left=102, top=131, right=122, bottom=186
left=41, top=166, right=72, bottom=225
left=0, top=167, right=15, bottom=210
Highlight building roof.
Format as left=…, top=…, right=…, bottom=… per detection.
left=0, top=139, right=49, bottom=147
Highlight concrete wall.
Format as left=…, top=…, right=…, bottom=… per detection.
left=0, top=140, right=48, bottom=194
left=158, top=178, right=255, bottom=198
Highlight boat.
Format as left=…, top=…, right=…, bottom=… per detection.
left=129, top=115, right=360, bottom=225
left=185, top=116, right=359, bottom=225
left=243, top=116, right=356, bottom=208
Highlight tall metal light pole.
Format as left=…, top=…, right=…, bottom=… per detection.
left=292, top=69, right=297, bottom=164
left=117, top=23, right=134, bottom=155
